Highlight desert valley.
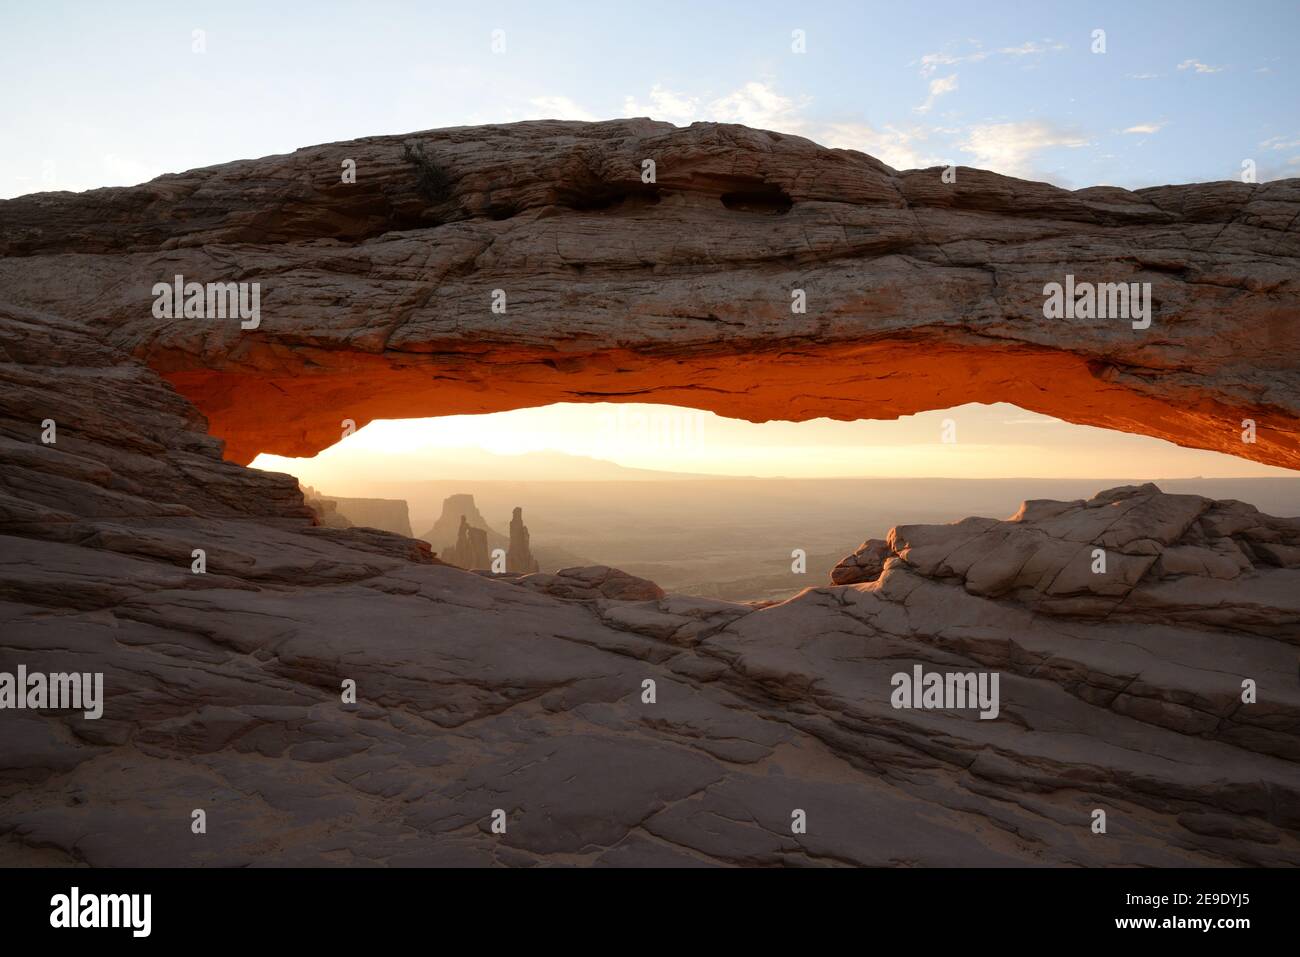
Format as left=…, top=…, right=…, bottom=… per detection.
left=297, top=461, right=1300, bottom=602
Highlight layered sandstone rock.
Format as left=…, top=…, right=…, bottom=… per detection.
left=301, top=484, right=352, bottom=529
left=2, top=465, right=1297, bottom=865
left=0, top=120, right=1296, bottom=469
left=513, top=564, right=666, bottom=603
left=833, top=483, right=1300, bottom=636
left=1, top=123, right=1299, bottom=867
left=830, top=539, right=892, bottom=585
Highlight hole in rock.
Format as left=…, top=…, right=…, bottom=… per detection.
left=251, top=402, right=1298, bottom=605
left=720, top=185, right=793, bottom=214
left=563, top=185, right=663, bottom=212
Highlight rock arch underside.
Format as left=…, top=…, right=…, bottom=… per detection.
left=1, top=120, right=1298, bottom=866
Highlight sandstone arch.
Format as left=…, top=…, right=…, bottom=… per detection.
left=1, top=119, right=1296, bottom=469
left=3, top=123, right=1300, bottom=868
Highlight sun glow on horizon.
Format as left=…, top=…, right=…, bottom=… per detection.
left=250, top=401, right=1296, bottom=490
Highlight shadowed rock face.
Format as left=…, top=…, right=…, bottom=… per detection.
left=512, top=565, right=666, bottom=603
left=444, top=515, right=491, bottom=570
left=1, top=409, right=1298, bottom=864
left=832, top=483, right=1300, bottom=636
left=1, top=123, right=1299, bottom=866
left=1, top=119, right=1297, bottom=468
left=506, top=507, right=539, bottom=575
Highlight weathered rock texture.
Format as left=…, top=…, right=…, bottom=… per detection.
left=1, top=122, right=1299, bottom=867
left=1, top=445, right=1297, bottom=864
left=511, top=564, right=667, bottom=603
left=300, top=484, right=352, bottom=529
left=506, top=507, right=539, bottom=575
left=0, top=120, right=1296, bottom=468
left=832, top=483, right=1300, bottom=636
left=444, top=515, right=490, bottom=571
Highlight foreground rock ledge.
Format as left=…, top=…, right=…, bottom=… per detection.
left=1, top=373, right=1298, bottom=866
left=1, top=119, right=1297, bottom=467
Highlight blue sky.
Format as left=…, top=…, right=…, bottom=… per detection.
left=2, top=0, right=1297, bottom=198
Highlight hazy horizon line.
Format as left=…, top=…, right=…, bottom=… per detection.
left=349, top=474, right=1299, bottom=484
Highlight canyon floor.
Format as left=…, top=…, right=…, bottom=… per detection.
left=340, top=474, right=1299, bottom=602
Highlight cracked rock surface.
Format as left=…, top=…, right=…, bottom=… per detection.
left=1, top=122, right=1298, bottom=866
left=0, top=119, right=1297, bottom=468
left=1, top=313, right=1297, bottom=863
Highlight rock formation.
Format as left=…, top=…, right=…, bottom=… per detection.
left=0, top=120, right=1296, bottom=471
left=831, top=483, right=1300, bottom=637
left=830, top=539, right=891, bottom=586
left=423, top=497, right=545, bottom=573
left=421, top=494, right=506, bottom=556
left=506, top=507, right=539, bottom=575
left=443, top=514, right=491, bottom=570
left=1, top=465, right=1296, bottom=864
left=513, top=564, right=665, bottom=602
left=300, top=484, right=352, bottom=529
left=300, top=485, right=414, bottom=538
left=1, top=122, right=1298, bottom=866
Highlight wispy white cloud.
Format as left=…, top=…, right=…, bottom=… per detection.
left=918, top=39, right=1064, bottom=76
left=1123, top=121, right=1167, bottom=135
left=622, top=84, right=701, bottom=126
left=999, top=40, right=1066, bottom=57
left=524, top=96, right=599, bottom=121
left=819, top=122, right=945, bottom=170
left=919, top=49, right=988, bottom=75
left=1260, top=134, right=1300, bottom=150
left=623, top=81, right=810, bottom=132
left=535, top=80, right=1090, bottom=178
left=1177, top=59, right=1224, bottom=74
left=708, top=82, right=810, bottom=130
left=914, top=74, right=958, bottom=114
left=957, top=120, right=1089, bottom=178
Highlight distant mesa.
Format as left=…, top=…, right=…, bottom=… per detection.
left=421, top=493, right=507, bottom=554
left=300, top=483, right=413, bottom=537
left=423, top=493, right=540, bottom=572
